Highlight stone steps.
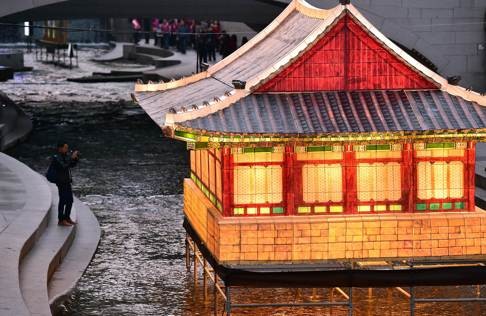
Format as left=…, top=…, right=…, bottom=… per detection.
left=48, top=197, right=100, bottom=308
left=0, top=153, right=101, bottom=316
left=0, top=153, right=52, bottom=316
left=19, top=185, right=77, bottom=316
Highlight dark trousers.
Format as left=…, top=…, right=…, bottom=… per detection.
left=57, top=183, right=73, bottom=221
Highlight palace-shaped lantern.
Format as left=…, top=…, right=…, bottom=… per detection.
left=134, top=0, right=486, bottom=265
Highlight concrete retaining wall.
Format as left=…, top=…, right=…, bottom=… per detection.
left=309, top=0, right=486, bottom=91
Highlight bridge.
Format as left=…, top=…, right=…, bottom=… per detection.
left=0, top=0, right=484, bottom=90
left=0, top=0, right=288, bottom=25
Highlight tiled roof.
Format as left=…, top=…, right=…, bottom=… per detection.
left=135, top=10, right=325, bottom=125
left=179, top=90, right=486, bottom=135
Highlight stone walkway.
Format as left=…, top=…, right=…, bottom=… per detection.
left=0, top=153, right=52, bottom=316
left=0, top=161, right=26, bottom=232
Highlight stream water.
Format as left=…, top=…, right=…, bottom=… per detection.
left=7, top=100, right=486, bottom=316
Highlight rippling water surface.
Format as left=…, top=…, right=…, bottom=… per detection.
left=8, top=101, right=486, bottom=316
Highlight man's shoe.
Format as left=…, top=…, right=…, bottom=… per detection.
left=66, top=217, right=76, bottom=225
left=58, top=220, right=72, bottom=226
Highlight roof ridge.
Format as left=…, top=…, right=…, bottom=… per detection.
left=295, top=0, right=344, bottom=19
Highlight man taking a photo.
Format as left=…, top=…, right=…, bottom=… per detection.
left=47, top=142, right=79, bottom=226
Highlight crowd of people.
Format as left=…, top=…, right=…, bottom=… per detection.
left=131, top=18, right=249, bottom=66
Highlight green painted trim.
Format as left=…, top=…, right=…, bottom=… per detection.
left=442, top=202, right=452, bottom=210
left=243, top=147, right=274, bottom=153
left=426, top=142, right=455, bottom=149
left=307, top=146, right=332, bottom=152
left=272, top=207, right=284, bottom=214
left=430, top=203, right=441, bottom=211
left=455, top=201, right=465, bottom=209
left=366, top=144, right=391, bottom=151
left=175, top=130, right=196, bottom=140
left=195, top=142, right=208, bottom=149
left=416, top=203, right=427, bottom=211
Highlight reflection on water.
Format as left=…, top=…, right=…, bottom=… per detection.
left=7, top=101, right=486, bottom=315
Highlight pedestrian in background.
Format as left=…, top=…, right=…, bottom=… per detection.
left=131, top=18, right=141, bottom=44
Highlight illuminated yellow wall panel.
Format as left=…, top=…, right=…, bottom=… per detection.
left=234, top=166, right=283, bottom=204
left=209, top=154, right=216, bottom=193
left=201, top=150, right=209, bottom=186
left=357, top=162, right=401, bottom=201
left=216, top=160, right=222, bottom=200
left=417, top=161, right=464, bottom=200
left=302, top=164, right=342, bottom=203
left=356, top=151, right=401, bottom=160
left=296, top=151, right=343, bottom=161
left=233, top=152, right=283, bottom=163
left=190, top=150, right=196, bottom=172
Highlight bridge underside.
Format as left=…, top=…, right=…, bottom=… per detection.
left=0, top=0, right=286, bottom=25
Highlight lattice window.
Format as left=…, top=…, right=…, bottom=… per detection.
left=357, top=162, right=401, bottom=201
left=216, top=160, right=222, bottom=201
left=201, top=150, right=209, bottom=186
left=208, top=153, right=216, bottom=194
left=233, top=165, right=283, bottom=205
left=417, top=161, right=464, bottom=200
left=302, top=164, right=342, bottom=203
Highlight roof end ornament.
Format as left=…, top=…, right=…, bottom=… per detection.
left=339, top=0, right=350, bottom=4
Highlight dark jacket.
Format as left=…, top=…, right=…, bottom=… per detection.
left=51, top=153, right=78, bottom=185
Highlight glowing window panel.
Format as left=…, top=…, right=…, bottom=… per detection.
left=302, top=164, right=342, bottom=203
left=390, top=204, right=402, bottom=211
left=416, top=149, right=465, bottom=158
left=233, top=149, right=283, bottom=163
left=357, top=162, right=401, bottom=201
left=233, top=165, right=283, bottom=204
left=430, top=203, right=441, bottom=211
left=272, top=207, right=284, bottom=214
left=208, top=154, right=216, bottom=194
left=356, top=150, right=402, bottom=160
left=314, top=206, right=327, bottom=213
left=374, top=205, right=387, bottom=212
left=417, top=161, right=464, bottom=200
left=416, top=203, right=427, bottom=211
left=234, top=207, right=245, bottom=215
left=296, top=150, right=343, bottom=161
left=247, top=207, right=258, bottom=215
left=260, top=207, right=271, bottom=215
left=215, top=148, right=222, bottom=161
left=442, top=202, right=452, bottom=210
left=330, top=205, right=343, bottom=213
left=215, top=160, right=222, bottom=200
left=195, top=150, right=201, bottom=178
left=455, top=202, right=465, bottom=209
left=190, top=150, right=196, bottom=172
left=298, top=206, right=311, bottom=214
left=358, top=205, right=371, bottom=212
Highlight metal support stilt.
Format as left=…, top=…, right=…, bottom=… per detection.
left=330, top=288, right=334, bottom=316
left=410, top=286, right=415, bottom=316
left=348, top=287, right=353, bottom=316
left=185, top=236, right=190, bottom=271
left=203, top=260, right=208, bottom=301
left=193, top=246, right=197, bottom=289
left=213, top=274, right=218, bottom=316
left=225, top=285, right=231, bottom=316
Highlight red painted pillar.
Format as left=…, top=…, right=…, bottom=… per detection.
left=466, top=141, right=476, bottom=211
left=344, top=144, right=357, bottom=213
left=284, top=145, right=295, bottom=216
left=221, top=147, right=233, bottom=217
left=402, top=142, right=414, bottom=212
